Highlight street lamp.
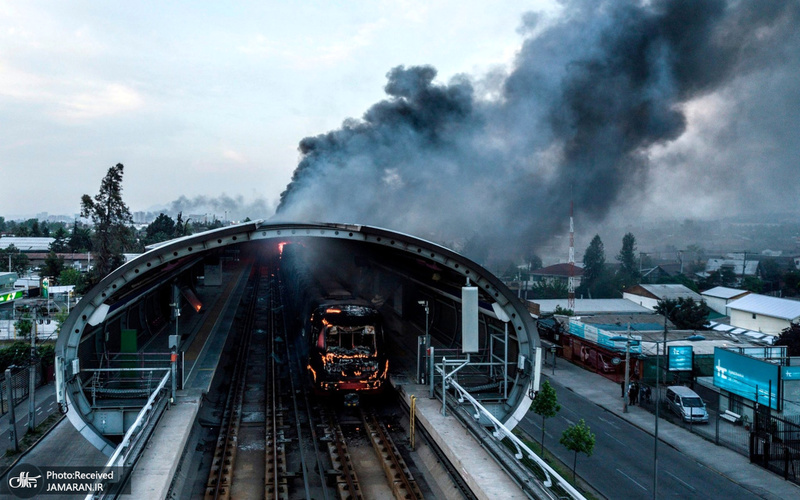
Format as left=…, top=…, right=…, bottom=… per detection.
left=651, top=333, right=704, bottom=499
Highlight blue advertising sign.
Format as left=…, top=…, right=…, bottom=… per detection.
left=713, top=347, right=780, bottom=410
left=668, top=345, right=693, bottom=371
left=782, top=365, right=800, bottom=381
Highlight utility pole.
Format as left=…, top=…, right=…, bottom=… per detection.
left=5, top=368, right=18, bottom=452
left=28, top=309, right=37, bottom=432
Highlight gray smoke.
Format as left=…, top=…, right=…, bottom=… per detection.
left=164, top=194, right=276, bottom=222
left=276, top=0, right=800, bottom=262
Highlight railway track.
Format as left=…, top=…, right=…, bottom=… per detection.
left=199, top=258, right=434, bottom=499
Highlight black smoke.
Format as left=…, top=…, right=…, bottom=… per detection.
left=275, top=0, right=800, bottom=262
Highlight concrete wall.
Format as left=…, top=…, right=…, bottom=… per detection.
left=622, top=292, right=659, bottom=311
left=729, top=309, right=789, bottom=335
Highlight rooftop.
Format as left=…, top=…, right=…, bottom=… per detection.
left=701, top=286, right=750, bottom=300
left=726, top=293, right=800, bottom=321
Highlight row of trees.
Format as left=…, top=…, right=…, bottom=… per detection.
left=531, top=380, right=596, bottom=481
left=2, top=163, right=231, bottom=291
left=578, top=232, right=641, bottom=298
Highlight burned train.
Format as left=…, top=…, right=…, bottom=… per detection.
left=279, top=241, right=389, bottom=396
left=306, top=298, right=388, bottom=395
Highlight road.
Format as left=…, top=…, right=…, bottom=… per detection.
left=518, top=375, right=758, bottom=499
left=0, top=383, right=58, bottom=451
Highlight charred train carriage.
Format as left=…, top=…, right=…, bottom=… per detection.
left=280, top=241, right=389, bottom=396
left=306, top=299, right=388, bottom=394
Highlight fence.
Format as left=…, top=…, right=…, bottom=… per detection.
left=0, top=361, right=45, bottom=416
left=631, top=382, right=800, bottom=484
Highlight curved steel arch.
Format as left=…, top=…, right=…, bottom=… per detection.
left=56, top=221, right=540, bottom=453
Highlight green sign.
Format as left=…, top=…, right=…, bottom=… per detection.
left=0, top=290, right=23, bottom=303
left=42, top=277, right=49, bottom=298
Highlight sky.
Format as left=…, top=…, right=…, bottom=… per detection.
left=1, top=0, right=556, bottom=219
left=2, top=1, right=799, bottom=261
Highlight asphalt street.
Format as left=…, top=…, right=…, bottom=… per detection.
left=518, top=371, right=790, bottom=499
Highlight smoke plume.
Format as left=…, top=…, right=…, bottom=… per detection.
left=275, top=0, right=800, bottom=262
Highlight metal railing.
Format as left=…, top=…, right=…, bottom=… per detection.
left=447, top=377, right=586, bottom=500
left=85, top=369, right=172, bottom=499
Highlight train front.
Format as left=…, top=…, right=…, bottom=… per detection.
left=307, top=302, right=389, bottom=395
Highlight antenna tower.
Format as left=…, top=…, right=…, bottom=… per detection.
left=568, top=201, right=576, bottom=309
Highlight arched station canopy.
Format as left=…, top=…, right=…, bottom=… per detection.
left=56, top=221, right=541, bottom=453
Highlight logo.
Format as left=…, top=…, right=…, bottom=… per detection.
left=6, top=464, right=45, bottom=498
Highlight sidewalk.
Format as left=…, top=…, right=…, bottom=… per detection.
left=545, top=351, right=800, bottom=500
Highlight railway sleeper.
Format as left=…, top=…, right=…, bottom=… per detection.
left=363, top=414, right=424, bottom=500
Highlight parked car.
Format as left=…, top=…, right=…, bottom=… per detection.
left=665, top=386, right=709, bottom=423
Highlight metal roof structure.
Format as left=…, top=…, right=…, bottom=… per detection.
left=532, top=298, right=650, bottom=316
left=635, top=284, right=702, bottom=301
left=701, top=286, right=749, bottom=300
left=0, top=236, right=55, bottom=251
left=726, top=294, right=800, bottom=321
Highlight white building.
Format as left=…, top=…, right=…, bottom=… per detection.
left=622, top=284, right=702, bottom=311
left=701, top=287, right=750, bottom=315
left=726, top=294, right=800, bottom=336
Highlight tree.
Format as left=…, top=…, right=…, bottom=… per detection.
left=560, top=418, right=595, bottom=481
left=142, top=213, right=176, bottom=246
left=616, top=233, right=640, bottom=290
left=553, top=305, right=574, bottom=316
left=50, top=226, right=70, bottom=253
left=81, top=163, right=134, bottom=283
left=41, top=251, right=65, bottom=280
left=655, top=297, right=709, bottom=330
left=530, top=280, right=569, bottom=299
left=1, top=244, right=30, bottom=275
left=14, top=312, right=33, bottom=340
left=68, top=221, right=93, bottom=253
left=774, top=323, right=800, bottom=356
left=531, top=380, right=561, bottom=455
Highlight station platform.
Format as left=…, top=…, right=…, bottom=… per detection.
left=128, top=262, right=251, bottom=496
left=394, top=379, right=527, bottom=500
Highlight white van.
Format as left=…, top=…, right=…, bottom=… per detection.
left=665, top=386, right=709, bottom=423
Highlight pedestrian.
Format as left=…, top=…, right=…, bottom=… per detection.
left=631, top=381, right=640, bottom=405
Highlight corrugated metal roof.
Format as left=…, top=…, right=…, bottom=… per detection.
left=0, top=236, right=55, bottom=251
left=726, top=294, right=800, bottom=321
left=531, top=298, right=650, bottom=315
left=701, top=286, right=749, bottom=300
left=639, top=284, right=702, bottom=301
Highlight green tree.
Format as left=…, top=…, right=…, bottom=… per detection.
left=41, top=251, right=65, bottom=281
left=655, top=298, right=709, bottom=330
left=530, top=380, right=561, bottom=455
left=81, top=163, right=134, bottom=284
left=616, top=232, right=640, bottom=290
left=1, top=244, right=30, bottom=275
left=50, top=226, right=70, bottom=253
left=142, top=213, right=176, bottom=246
left=560, top=418, right=595, bottom=481
left=68, top=221, right=93, bottom=253
left=553, top=305, right=574, bottom=316
left=579, top=235, right=606, bottom=297
left=0, top=216, right=5, bottom=232
left=14, top=312, right=33, bottom=340
left=741, top=276, right=764, bottom=293
left=530, top=280, right=569, bottom=299
left=774, top=323, right=800, bottom=356
left=58, top=268, right=85, bottom=288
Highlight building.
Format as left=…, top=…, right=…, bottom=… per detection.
left=725, top=293, right=800, bottom=336
left=622, top=284, right=703, bottom=311
left=704, top=255, right=760, bottom=279
left=530, top=263, right=583, bottom=288
left=0, top=236, right=55, bottom=252
left=530, top=298, right=650, bottom=316
left=701, top=286, right=751, bottom=315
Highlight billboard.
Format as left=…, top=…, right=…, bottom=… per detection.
left=713, top=347, right=780, bottom=410
left=668, top=345, right=693, bottom=371
left=568, top=320, right=641, bottom=354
